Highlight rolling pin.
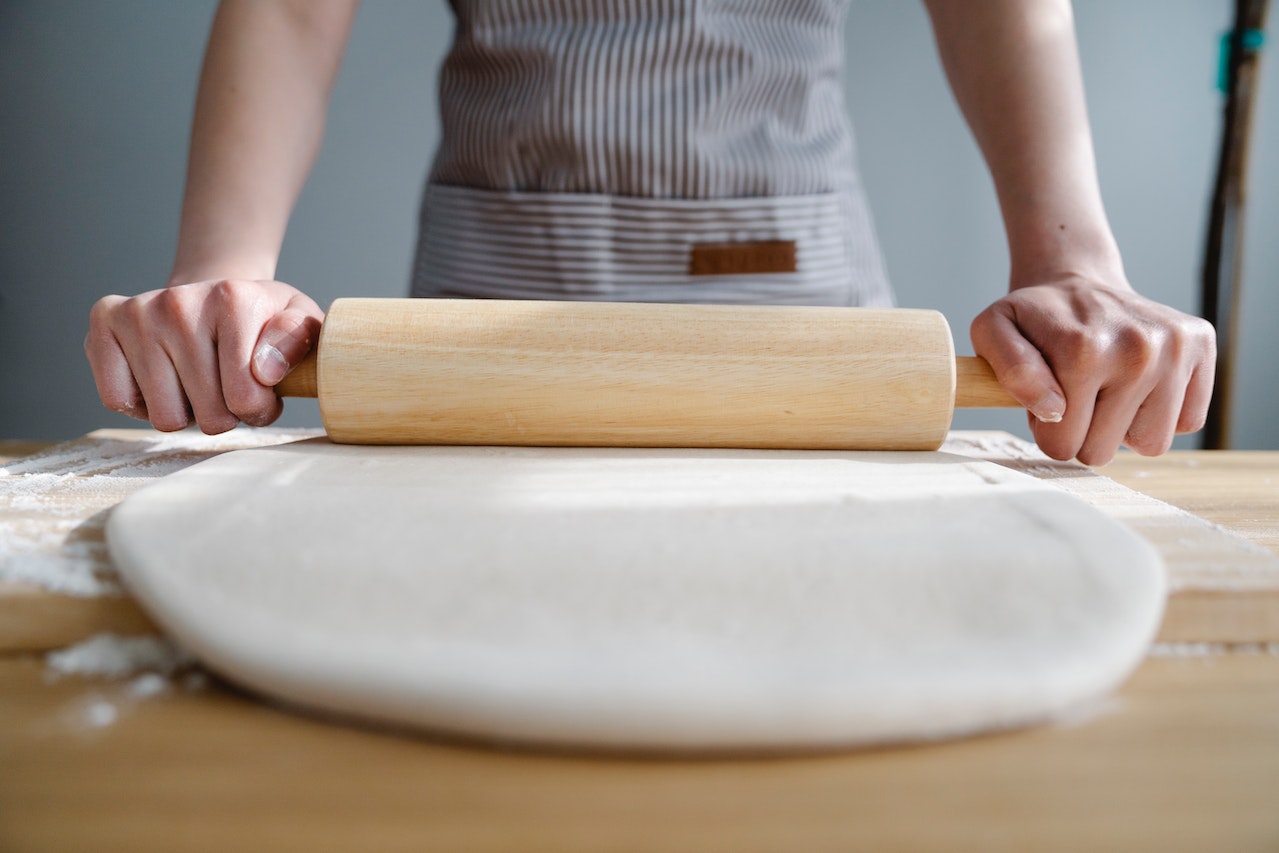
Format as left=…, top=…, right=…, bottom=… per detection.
left=275, top=298, right=1018, bottom=451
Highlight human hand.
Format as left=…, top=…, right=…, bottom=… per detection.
left=970, top=277, right=1216, bottom=466
left=85, top=279, right=323, bottom=434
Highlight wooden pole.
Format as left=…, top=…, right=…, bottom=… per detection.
left=1201, top=0, right=1270, bottom=448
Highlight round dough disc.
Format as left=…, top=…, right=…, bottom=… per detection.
left=107, top=440, right=1164, bottom=751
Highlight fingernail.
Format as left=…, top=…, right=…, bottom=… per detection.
left=1031, top=392, right=1066, bottom=424
left=253, top=343, right=289, bottom=385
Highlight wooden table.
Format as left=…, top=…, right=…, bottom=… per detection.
left=2, top=432, right=1277, bottom=852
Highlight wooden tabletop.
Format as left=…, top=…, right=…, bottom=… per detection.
left=2, top=432, right=1277, bottom=852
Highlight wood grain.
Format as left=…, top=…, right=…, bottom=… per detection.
left=1105, top=450, right=1279, bottom=555
left=1, top=654, right=1275, bottom=851
left=2, top=431, right=1277, bottom=850
left=943, top=433, right=1279, bottom=643
left=0, top=429, right=317, bottom=652
left=1106, top=450, right=1279, bottom=643
left=305, top=298, right=963, bottom=449
left=0, top=440, right=53, bottom=465
left=953, top=355, right=1019, bottom=408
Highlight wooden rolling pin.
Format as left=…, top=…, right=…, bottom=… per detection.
left=276, top=298, right=1018, bottom=450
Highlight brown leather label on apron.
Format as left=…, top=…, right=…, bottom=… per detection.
left=689, top=241, right=797, bottom=276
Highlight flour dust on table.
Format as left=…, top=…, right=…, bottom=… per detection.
left=107, top=440, right=1165, bottom=752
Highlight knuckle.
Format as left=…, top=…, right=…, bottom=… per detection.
left=91, top=294, right=148, bottom=341
left=1161, top=327, right=1189, bottom=364
left=210, top=278, right=240, bottom=301
left=1041, top=444, right=1077, bottom=463
left=1076, top=444, right=1114, bottom=467
left=223, top=387, right=265, bottom=420
left=152, top=287, right=208, bottom=338
left=1188, top=317, right=1218, bottom=359
left=1177, top=410, right=1208, bottom=434
left=116, top=293, right=147, bottom=326
left=87, top=295, right=121, bottom=328
left=142, top=290, right=178, bottom=331
left=1188, top=315, right=1216, bottom=340
left=1125, top=425, right=1172, bottom=456
left=101, top=389, right=140, bottom=416
left=1030, top=424, right=1078, bottom=463
left=1114, top=324, right=1160, bottom=368
left=1060, top=325, right=1095, bottom=356
left=225, top=385, right=280, bottom=427
left=969, top=307, right=996, bottom=339
left=152, top=284, right=193, bottom=316
left=196, top=413, right=241, bottom=436
left=1053, top=326, right=1103, bottom=371
left=997, top=360, right=1043, bottom=394
left=968, top=299, right=1016, bottom=344
left=210, top=278, right=258, bottom=313
left=243, top=407, right=281, bottom=429
left=150, top=411, right=192, bottom=433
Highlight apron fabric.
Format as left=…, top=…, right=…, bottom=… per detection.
left=412, top=0, right=893, bottom=307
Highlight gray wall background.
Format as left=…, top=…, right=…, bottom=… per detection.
left=2, top=1, right=1275, bottom=448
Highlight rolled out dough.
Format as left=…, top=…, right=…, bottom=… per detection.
left=107, top=440, right=1164, bottom=752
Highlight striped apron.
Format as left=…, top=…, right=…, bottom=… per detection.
left=411, top=0, right=893, bottom=307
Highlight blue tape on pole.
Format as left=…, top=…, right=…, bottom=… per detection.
left=1219, top=28, right=1268, bottom=93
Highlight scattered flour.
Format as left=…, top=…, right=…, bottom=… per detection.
left=6, top=431, right=315, bottom=734
left=40, top=632, right=204, bottom=734
left=75, top=697, right=119, bottom=729
left=1, top=427, right=320, bottom=597
left=44, top=632, right=195, bottom=680
left=2, top=540, right=119, bottom=597
left=127, top=672, right=175, bottom=699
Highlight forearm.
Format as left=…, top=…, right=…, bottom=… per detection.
left=169, top=0, right=358, bottom=286
left=922, top=0, right=1124, bottom=288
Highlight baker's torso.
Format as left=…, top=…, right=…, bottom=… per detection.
left=413, top=0, right=892, bottom=306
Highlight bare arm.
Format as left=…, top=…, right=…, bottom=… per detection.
left=171, top=0, right=357, bottom=284
left=86, top=0, right=359, bottom=433
left=923, top=0, right=1215, bottom=464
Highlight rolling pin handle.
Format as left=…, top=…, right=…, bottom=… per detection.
left=954, top=356, right=1020, bottom=409
left=274, top=350, right=319, bottom=399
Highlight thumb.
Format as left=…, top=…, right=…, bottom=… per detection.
left=970, top=304, right=1066, bottom=424
left=252, top=301, right=323, bottom=386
